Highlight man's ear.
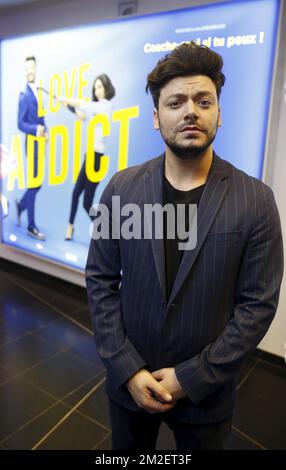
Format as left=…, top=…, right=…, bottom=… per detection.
left=218, top=108, right=222, bottom=128
left=153, top=107, right=159, bottom=130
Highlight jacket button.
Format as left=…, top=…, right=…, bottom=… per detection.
left=171, top=303, right=176, bottom=307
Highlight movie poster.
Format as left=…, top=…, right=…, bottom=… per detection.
left=0, top=0, right=280, bottom=270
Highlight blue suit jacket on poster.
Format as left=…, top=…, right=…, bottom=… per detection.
left=18, top=84, right=46, bottom=151
left=85, top=152, right=284, bottom=423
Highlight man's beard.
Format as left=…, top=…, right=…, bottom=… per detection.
left=159, top=120, right=219, bottom=160
left=27, top=75, right=35, bottom=83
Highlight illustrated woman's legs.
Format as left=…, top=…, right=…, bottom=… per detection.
left=66, top=152, right=103, bottom=239
left=83, top=180, right=99, bottom=218
left=83, top=152, right=102, bottom=218
left=66, top=160, right=86, bottom=240
left=68, top=161, right=86, bottom=225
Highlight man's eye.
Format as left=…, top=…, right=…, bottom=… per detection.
left=199, top=100, right=211, bottom=107
left=168, top=101, right=181, bottom=107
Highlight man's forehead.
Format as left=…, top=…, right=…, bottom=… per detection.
left=161, top=75, right=216, bottom=96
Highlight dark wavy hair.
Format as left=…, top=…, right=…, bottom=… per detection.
left=146, top=41, right=225, bottom=109
left=25, top=56, right=36, bottom=63
left=92, top=73, right=115, bottom=101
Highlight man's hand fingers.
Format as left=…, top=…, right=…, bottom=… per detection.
left=148, top=380, right=172, bottom=403
left=151, top=369, right=164, bottom=381
left=143, top=399, right=176, bottom=414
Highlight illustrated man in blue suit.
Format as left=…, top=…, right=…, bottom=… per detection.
left=85, top=42, right=284, bottom=450
left=16, top=56, right=47, bottom=240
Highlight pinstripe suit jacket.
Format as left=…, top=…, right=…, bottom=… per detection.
left=85, top=152, right=284, bottom=423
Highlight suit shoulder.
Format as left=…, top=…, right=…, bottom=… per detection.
left=19, top=90, right=28, bottom=103
left=221, top=157, right=274, bottom=200
left=110, top=155, right=163, bottom=187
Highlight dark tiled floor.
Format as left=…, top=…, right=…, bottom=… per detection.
left=0, top=334, right=60, bottom=375
left=36, top=411, right=109, bottom=450
left=0, top=259, right=286, bottom=450
left=21, top=351, right=102, bottom=400
left=34, top=317, right=90, bottom=349
left=0, top=365, right=13, bottom=385
left=0, top=377, right=55, bottom=441
left=2, top=402, right=70, bottom=450
left=68, top=306, right=93, bottom=330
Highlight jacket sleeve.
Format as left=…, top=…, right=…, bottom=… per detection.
left=85, top=175, right=147, bottom=388
left=18, top=93, right=38, bottom=136
left=175, top=185, right=284, bottom=405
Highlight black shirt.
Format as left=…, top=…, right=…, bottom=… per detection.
left=163, top=176, right=205, bottom=301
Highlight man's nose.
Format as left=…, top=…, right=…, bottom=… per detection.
left=183, top=100, right=198, bottom=120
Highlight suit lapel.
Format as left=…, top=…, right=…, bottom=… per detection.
left=166, top=153, right=230, bottom=310
left=27, top=84, right=38, bottom=106
left=143, top=155, right=167, bottom=303
left=143, top=153, right=231, bottom=309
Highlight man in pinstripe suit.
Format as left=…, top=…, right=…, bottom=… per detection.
left=85, top=42, right=284, bottom=450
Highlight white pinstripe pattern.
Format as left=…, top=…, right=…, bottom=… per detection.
left=86, top=152, right=284, bottom=422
